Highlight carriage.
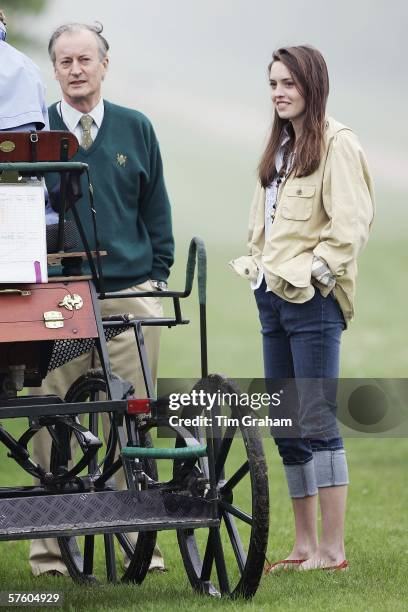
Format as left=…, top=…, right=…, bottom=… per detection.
left=0, top=130, right=269, bottom=598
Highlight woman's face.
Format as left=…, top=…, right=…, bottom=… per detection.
left=269, top=61, right=305, bottom=123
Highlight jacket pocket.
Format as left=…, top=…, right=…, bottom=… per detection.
left=281, top=185, right=315, bottom=220
left=229, top=255, right=259, bottom=282
left=263, top=252, right=315, bottom=302
left=274, top=251, right=314, bottom=288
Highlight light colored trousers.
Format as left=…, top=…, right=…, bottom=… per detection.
left=29, top=281, right=164, bottom=576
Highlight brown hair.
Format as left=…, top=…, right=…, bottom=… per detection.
left=258, top=45, right=329, bottom=187
left=0, top=9, right=6, bottom=25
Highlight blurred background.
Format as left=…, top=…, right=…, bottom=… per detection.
left=4, top=0, right=407, bottom=377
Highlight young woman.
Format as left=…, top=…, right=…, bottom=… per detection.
left=230, top=45, right=374, bottom=571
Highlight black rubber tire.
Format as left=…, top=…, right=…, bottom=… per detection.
left=176, top=375, right=269, bottom=599
left=51, top=371, right=157, bottom=584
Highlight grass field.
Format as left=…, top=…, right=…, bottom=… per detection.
left=0, top=435, right=406, bottom=612
left=0, top=235, right=407, bottom=611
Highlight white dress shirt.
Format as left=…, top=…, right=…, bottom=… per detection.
left=58, top=98, right=104, bottom=142
left=44, top=99, right=105, bottom=224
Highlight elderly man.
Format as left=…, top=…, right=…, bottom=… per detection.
left=29, top=21, right=173, bottom=577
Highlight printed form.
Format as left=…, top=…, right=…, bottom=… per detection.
left=0, top=182, right=48, bottom=283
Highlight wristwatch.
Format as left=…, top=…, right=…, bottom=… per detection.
left=151, top=280, right=168, bottom=291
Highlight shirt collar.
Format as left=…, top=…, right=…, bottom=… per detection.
left=60, top=98, right=104, bottom=131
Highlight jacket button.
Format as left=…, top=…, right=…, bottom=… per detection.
left=296, top=188, right=302, bottom=195
left=244, top=268, right=249, bottom=275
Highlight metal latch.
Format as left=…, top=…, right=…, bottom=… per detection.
left=43, top=311, right=64, bottom=329
left=58, top=294, right=83, bottom=311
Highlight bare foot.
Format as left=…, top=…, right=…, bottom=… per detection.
left=265, top=546, right=316, bottom=573
left=299, top=549, right=346, bottom=571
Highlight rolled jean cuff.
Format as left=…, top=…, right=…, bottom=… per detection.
left=284, top=458, right=318, bottom=498
left=313, top=449, right=349, bottom=488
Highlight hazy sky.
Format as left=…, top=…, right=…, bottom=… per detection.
left=24, top=0, right=407, bottom=243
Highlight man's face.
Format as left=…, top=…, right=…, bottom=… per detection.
left=53, top=29, right=108, bottom=110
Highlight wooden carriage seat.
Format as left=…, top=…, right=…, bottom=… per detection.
left=0, top=130, right=78, bottom=162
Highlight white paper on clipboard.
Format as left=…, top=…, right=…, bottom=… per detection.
left=0, top=182, right=48, bottom=283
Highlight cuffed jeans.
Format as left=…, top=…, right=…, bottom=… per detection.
left=254, top=279, right=349, bottom=497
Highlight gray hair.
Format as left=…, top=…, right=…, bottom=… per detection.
left=48, top=22, right=109, bottom=64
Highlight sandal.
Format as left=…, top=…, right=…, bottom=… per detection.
left=322, top=560, right=348, bottom=571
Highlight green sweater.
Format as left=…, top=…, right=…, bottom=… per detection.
left=48, top=100, right=174, bottom=291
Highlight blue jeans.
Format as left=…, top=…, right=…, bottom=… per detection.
left=254, top=279, right=346, bottom=466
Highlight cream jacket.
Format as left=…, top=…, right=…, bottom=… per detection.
left=230, top=117, right=375, bottom=325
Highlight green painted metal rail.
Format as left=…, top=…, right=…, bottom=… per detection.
left=121, top=444, right=207, bottom=460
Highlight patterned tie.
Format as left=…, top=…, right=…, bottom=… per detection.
left=79, top=114, right=94, bottom=150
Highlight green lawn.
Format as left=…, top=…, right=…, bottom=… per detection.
left=0, top=435, right=406, bottom=612
left=0, top=236, right=407, bottom=611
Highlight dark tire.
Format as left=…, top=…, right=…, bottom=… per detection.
left=52, top=371, right=157, bottom=584
left=176, top=375, right=269, bottom=599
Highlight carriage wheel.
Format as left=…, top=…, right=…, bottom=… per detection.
left=176, top=375, right=269, bottom=598
left=51, top=371, right=158, bottom=584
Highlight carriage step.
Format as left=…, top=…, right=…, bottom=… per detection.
left=121, top=444, right=207, bottom=460
left=0, top=489, right=217, bottom=541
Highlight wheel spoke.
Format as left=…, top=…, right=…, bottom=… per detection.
left=61, top=537, right=84, bottom=573
left=115, top=532, right=134, bottom=560
left=222, top=460, right=249, bottom=492
left=214, top=424, right=237, bottom=481
left=222, top=511, right=247, bottom=573
left=219, top=500, right=252, bottom=525
left=211, top=527, right=230, bottom=595
left=200, top=532, right=215, bottom=581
